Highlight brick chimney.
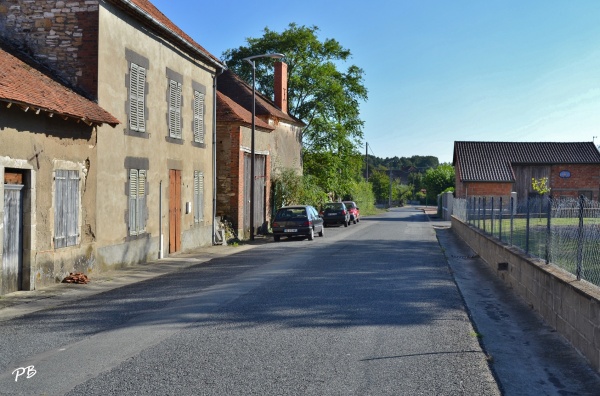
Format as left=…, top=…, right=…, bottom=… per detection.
left=274, top=62, right=288, bottom=113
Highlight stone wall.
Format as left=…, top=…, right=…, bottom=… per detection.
left=0, top=0, right=99, bottom=98
left=451, top=216, right=600, bottom=372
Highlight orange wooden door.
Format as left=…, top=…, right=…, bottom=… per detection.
left=169, top=169, right=181, bottom=253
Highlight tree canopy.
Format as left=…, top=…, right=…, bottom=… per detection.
left=222, top=23, right=368, bottom=198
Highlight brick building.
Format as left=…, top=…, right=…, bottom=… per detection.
left=453, top=141, right=600, bottom=200
left=216, top=67, right=304, bottom=239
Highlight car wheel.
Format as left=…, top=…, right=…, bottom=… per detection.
left=308, top=227, right=314, bottom=240
left=344, top=220, right=348, bottom=227
left=319, top=226, right=324, bottom=237
left=274, top=235, right=280, bottom=242
left=353, top=219, right=357, bottom=224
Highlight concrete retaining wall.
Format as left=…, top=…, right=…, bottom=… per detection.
left=451, top=216, right=600, bottom=372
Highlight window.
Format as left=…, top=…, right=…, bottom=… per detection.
left=194, top=170, right=204, bottom=223
left=129, top=63, right=146, bottom=132
left=55, top=170, right=79, bottom=248
left=193, top=90, right=205, bottom=143
left=169, top=80, right=182, bottom=138
left=129, top=169, right=147, bottom=235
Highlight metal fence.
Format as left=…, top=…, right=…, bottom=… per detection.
left=453, top=196, right=600, bottom=287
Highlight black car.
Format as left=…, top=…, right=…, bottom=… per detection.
left=272, top=205, right=324, bottom=241
left=320, top=202, right=350, bottom=227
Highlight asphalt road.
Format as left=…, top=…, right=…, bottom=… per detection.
left=0, top=207, right=597, bottom=395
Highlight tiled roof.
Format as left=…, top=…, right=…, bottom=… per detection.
left=217, top=92, right=274, bottom=131
left=217, top=70, right=305, bottom=126
left=0, top=47, right=120, bottom=127
left=453, top=141, right=600, bottom=182
left=120, top=0, right=224, bottom=68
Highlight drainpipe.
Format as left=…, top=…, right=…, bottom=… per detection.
left=159, top=180, right=163, bottom=258
left=212, top=66, right=225, bottom=245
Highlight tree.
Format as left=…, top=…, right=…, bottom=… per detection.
left=422, top=164, right=455, bottom=201
left=222, top=23, right=368, bottom=197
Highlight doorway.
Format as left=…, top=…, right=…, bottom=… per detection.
left=169, top=169, right=181, bottom=253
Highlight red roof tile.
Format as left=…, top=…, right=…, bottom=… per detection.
left=0, top=47, right=120, bottom=127
left=123, top=0, right=223, bottom=68
left=217, top=70, right=305, bottom=126
left=217, top=92, right=274, bottom=131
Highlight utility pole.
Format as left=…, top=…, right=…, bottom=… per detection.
left=389, top=167, right=392, bottom=208
left=365, top=142, right=369, bottom=181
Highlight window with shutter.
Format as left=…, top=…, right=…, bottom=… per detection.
left=169, top=80, right=182, bottom=138
left=129, top=63, right=146, bottom=133
left=194, top=171, right=204, bottom=223
left=54, top=170, right=80, bottom=248
left=129, top=169, right=147, bottom=236
left=193, top=91, right=205, bottom=143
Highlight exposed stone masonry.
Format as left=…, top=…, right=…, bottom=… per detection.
left=0, top=0, right=100, bottom=98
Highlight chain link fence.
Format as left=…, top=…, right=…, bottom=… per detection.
left=453, top=196, right=600, bottom=287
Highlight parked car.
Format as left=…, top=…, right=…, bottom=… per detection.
left=320, top=202, right=350, bottom=227
left=343, top=201, right=360, bottom=224
left=272, top=205, right=324, bottom=241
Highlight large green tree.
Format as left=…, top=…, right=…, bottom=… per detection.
left=222, top=23, right=368, bottom=198
left=422, top=163, right=455, bottom=201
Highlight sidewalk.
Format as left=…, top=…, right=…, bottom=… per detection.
left=0, top=237, right=269, bottom=321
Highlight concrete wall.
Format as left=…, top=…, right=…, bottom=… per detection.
left=451, top=216, right=600, bottom=372
left=94, top=3, right=217, bottom=267
left=0, top=105, right=97, bottom=291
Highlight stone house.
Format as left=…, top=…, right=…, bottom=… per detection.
left=453, top=141, right=600, bottom=200
left=216, top=66, right=304, bottom=239
left=0, top=0, right=225, bottom=293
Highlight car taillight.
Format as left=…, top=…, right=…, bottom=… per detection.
left=302, top=221, right=311, bottom=226
left=342, top=210, right=347, bottom=215
left=272, top=222, right=279, bottom=227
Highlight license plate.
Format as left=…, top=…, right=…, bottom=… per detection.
left=328, top=213, right=337, bottom=216
left=284, top=229, right=297, bottom=233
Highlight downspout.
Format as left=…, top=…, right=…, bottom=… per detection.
left=212, top=66, right=225, bottom=245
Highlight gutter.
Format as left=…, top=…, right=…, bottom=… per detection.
left=212, top=66, right=226, bottom=245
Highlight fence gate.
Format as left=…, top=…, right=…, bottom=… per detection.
left=243, top=154, right=266, bottom=237
left=2, top=184, right=24, bottom=294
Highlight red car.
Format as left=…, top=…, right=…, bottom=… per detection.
left=343, top=201, right=360, bottom=224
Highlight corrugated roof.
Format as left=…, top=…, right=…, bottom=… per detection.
left=217, top=70, right=305, bottom=126
left=0, top=47, right=120, bottom=127
left=453, top=141, right=600, bottom=182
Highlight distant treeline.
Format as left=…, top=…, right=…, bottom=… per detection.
left=364, top=155, right=439, bottom=172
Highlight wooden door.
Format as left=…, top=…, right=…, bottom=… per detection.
left=2, top=184, right=24, bottom=294
left=243, top=154, right=267, bottom=237
left=169, top=169, right=181, bottom=253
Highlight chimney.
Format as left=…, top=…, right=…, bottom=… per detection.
left=274, top=62, right=288, bottom=113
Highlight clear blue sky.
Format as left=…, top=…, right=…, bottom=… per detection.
left=150, top=0, right=600, bottom=163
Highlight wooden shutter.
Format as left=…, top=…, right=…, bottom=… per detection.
left=138, top=170, right=147, bottom=232
left=54, top=170, right=67, bottom=248
left=54, top=170, right=79, bottom=248
left=129, top=63, right=146, bottom=132
left=66, top=170, right=80, bottom=246
left=169, top=80, right=182, bottom=138
left=193, top=91, right=205, bottom=143
left=194, top=171, right=204, bottom=223
left=129, top=169, right=138, bottom=235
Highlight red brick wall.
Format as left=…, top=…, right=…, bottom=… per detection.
left=216, top=124, right=241, bottom=229
left=461, top=182, right=513, bottom=198
left=0, top=1, right=99, bottom=99
left=550, top=164, right=600, bottom=199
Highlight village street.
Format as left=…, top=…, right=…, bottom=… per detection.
left=0, top=207, right=599, bottom=395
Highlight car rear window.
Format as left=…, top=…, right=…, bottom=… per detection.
left=344, top=202, right=356, bottom=208
left=275, top=208, right=307, bottom=220
left=323, top=203, right=343, bottom=211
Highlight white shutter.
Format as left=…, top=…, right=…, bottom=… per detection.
left=138, top=170, right=147, bottom=233
left=54, top=170, right=67, bottom=248
left=129, top=63, right=146, bottom=133
left=194, top=171, right=204, bottom=222
left=169, top=80, right=182, bottom=138
left=129, top=169, right=138, bottom=235
left=193, top=91, right=205, bottom=143
left=66, top=170, right=80, bottom=246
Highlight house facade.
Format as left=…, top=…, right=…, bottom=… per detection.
left=0, top=0, right=224, bottom=292
left=216, top=66, right=304, bottom=239
left=453, top=141, right=600, bottom=200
